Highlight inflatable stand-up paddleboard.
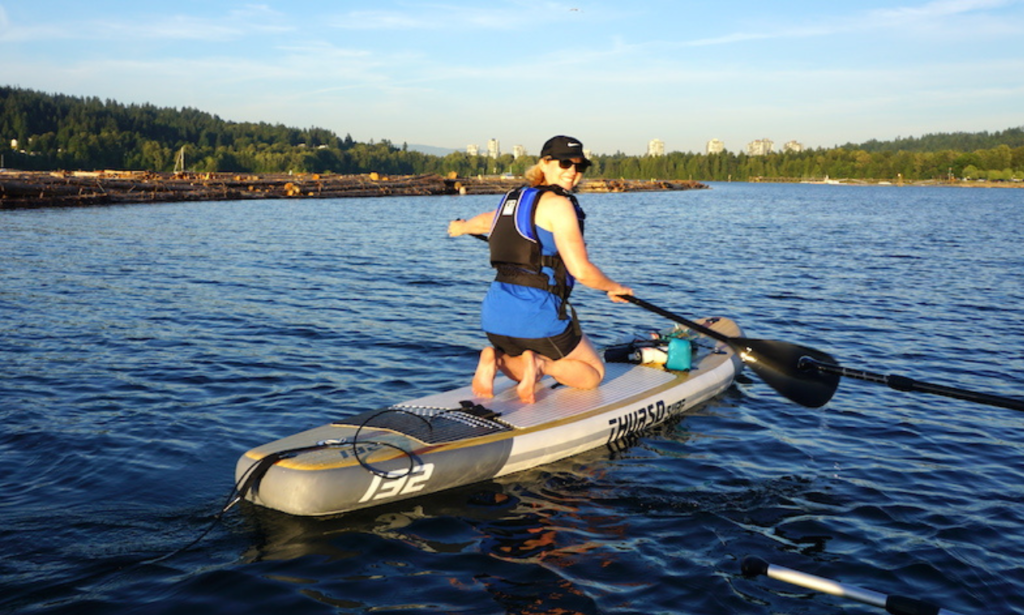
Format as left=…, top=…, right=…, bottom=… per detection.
left=235, top=317, right=743, bottom=516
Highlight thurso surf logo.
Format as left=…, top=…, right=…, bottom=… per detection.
left=606, top=398, right=686, bottom=444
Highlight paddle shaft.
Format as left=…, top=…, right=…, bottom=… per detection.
left=620, top=296, right=734, bottom=346
left=802, top=358, right=1024, bottom=412
left=742, top=556, right=966, bottom=615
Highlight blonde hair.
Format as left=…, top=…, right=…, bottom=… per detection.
left=524, top=159, right=548, bottom=186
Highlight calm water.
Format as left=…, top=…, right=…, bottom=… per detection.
left=2, top=183, right=1022, bottom=614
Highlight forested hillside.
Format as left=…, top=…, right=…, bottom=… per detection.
left=2, top=86, right=1022, bottom=181
left=843, top=127, right=1024, bottom=153
left=0, top=86, right=431, bottom=175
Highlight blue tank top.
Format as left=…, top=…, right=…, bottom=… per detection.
left=481, top=227, right=574, bottom=338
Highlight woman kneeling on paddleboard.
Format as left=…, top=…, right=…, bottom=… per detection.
left=448, top=135, right=633, bottom=404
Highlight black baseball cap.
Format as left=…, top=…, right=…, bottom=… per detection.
left=540, top=135, right=588, bottom=161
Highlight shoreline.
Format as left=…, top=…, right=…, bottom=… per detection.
left=747, top=176, right=1023, bottom=188
left=0, top=171, right=708, bottom=209
left=5, top=170, right=1016, bottom=210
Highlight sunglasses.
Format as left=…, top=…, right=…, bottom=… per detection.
left=553, top=158, right=591, bottom=172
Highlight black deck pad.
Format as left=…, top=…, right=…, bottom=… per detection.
left=333, top=403, right=511, bottom=445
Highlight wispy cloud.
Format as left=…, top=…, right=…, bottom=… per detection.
left=329, top=9, right=426, bottom=30
left=675, top=0, right=1020, bottom=48
left=93, top=15, right=243, bottom=41
left=0, top=5, right=65, bottom=42
left=0, top=5, right=292, bottom=44
left=682, top=25, right=834, bottom=47
left=325, top=1, right=582, bottom=31
left=869, top=0, right=1014, bottom=20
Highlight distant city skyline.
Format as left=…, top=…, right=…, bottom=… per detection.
left=4, top=1, right=1021, bottom=156
left=454, top=136, right=808, bottom=157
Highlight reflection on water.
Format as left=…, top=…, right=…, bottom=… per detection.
left=239, top=444, right=687, bottom=614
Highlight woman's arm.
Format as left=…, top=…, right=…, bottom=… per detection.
left=540, top=194, right=633, bottom=302
left=448, top=211, right=495, bottom=237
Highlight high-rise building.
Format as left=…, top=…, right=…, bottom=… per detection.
left=647, top=139, right=665, bottom=157
left=513, top=145, right=526, bottom=159
left=706, top=139, right=725, bottom=154
left=783, top=140, right=804, bottom=153
left=487, top=139, right=500, bottom=158
left=466, top=144, right=479, bottom=156
left=746, top=138, right=774, bottom=156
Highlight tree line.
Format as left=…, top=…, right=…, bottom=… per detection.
left=2, top=86, right=1023, bottom=182
left=840, top=127, right=1024, bottom=153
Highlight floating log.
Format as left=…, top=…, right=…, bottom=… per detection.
left=0, top=171, right=707, bottom=209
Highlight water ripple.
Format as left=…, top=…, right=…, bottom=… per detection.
left=2, top=187, right=1022, bottom=614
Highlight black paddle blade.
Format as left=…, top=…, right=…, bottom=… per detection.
left=737, top=338, right=841, bottom=408
left=620, top=296, right=841, bottom=408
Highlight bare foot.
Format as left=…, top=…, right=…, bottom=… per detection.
left=517, top=350, right=540, bottom=404
left=472, top=347, right=497, bottom=398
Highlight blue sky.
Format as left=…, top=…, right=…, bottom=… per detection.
left=2, top=1, right=1022, bottom=155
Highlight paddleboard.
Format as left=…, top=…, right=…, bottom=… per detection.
left=235, top=316, right=743, bottom=516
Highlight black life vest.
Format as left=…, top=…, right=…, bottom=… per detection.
left=488, top=185, right=586, bottom=321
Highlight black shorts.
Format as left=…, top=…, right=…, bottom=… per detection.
left=487, top=324, right=582, bottom=361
